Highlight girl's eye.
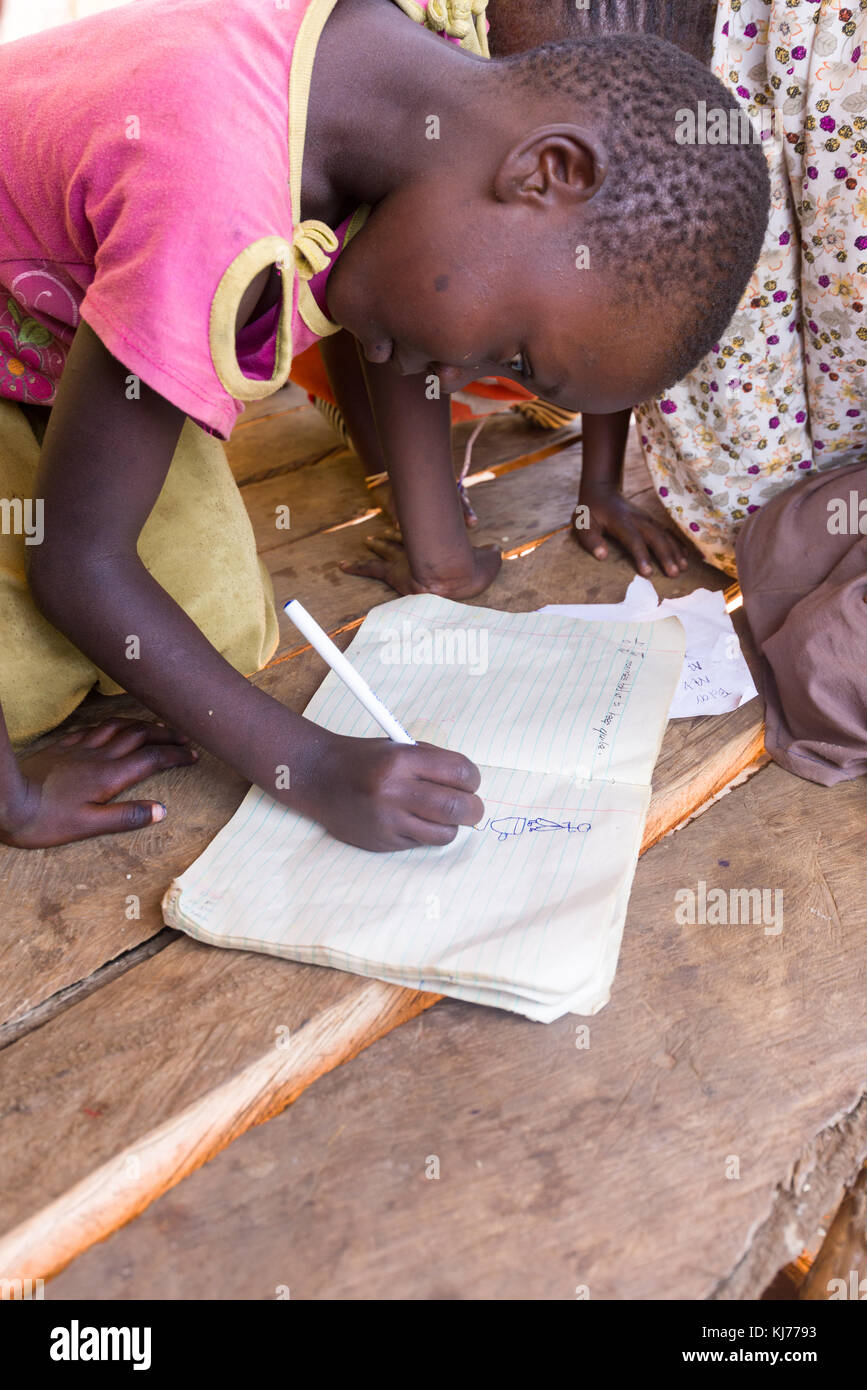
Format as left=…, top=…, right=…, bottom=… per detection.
left=506, top=352, right=526, bottom=375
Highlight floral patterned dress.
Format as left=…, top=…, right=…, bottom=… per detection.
left=635, top=0, right=867, bottom=575
left=0, top=269, right=70, bottom=403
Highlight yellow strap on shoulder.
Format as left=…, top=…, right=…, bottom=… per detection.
left=392, top=0, right=490, bottom=59
left=292, top=219, right=341, bottom=281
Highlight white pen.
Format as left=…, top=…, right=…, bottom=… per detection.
left=284, top=599, right=416, bottom=745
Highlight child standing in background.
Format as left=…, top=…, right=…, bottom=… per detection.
left=0, top=0, right=768, bottom=848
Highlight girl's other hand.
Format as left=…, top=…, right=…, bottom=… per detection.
left=574, top=487, right=689, bottom=580
left=0, top=719, right=199, bottom=848
left=340, top=531, right=501, bottom=598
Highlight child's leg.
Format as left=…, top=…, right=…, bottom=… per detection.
left=0, top=400, right=278, bottom=745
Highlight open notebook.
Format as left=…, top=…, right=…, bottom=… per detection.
left=163, top=595, right=684, bottom=1022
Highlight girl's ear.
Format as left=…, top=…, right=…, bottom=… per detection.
left=494, top=124, right=607, bottom=205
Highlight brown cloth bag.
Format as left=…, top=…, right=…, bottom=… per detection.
left=735, top=460, right=867, bottom=787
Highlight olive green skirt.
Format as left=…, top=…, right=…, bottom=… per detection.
left=0, top=399, right=279, bottom=745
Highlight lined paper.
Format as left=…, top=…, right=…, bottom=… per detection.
left=163, top=595, right=684, bottom=1021
left=541, top=575, right=758, bottom=718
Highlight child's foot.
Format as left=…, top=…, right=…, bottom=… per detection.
left=341, top=530, right=501, bottom=598
left=0, top=719, right=198, bottom=849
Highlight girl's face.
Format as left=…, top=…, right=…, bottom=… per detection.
left=326, top=172, right=677, bottom=414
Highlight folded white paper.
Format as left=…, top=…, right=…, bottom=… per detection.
left=540, top=576, right=757, bottom=718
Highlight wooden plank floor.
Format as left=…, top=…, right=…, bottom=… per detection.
left=48, top=764, right=867, bottom=1301
left=2, top=390, right=861, bottom=1296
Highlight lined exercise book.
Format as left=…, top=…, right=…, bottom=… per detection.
left=163, top=595, right=684, bottom=1022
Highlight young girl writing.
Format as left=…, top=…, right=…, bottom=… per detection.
left=0, top=0, right=768, bottom=849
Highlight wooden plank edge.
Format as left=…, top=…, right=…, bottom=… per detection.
left=643, top=719, right=768, bottom=852
left=711, top=1084, right=867, bottom=1300
left=0, top=929, right=179, bottom=1056
left=798, top=1161, right=867, bottom=1300
left=0, top=979, right=438, bottom=1284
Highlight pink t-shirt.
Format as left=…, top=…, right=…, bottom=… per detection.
left=0, top=0, right=347, bottom=439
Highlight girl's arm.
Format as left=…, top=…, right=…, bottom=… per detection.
left=26, top=323, right=483, bottom=852
left=339, top=356, right=501, bottom=597
left=576, top=409, right=688, bottom=578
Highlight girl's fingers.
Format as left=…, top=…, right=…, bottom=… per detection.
left=56, top=730, right=87, bottom=746
left=78, top=800, right=168, bottom=837
left=363, top=536, right=402, bottom=562
left=661, top=534, right=690, bottom=577
left=617, top=527, right=653, bottom=577
left=102, top=722, right=193, bottom=758
left=411, top=744, right=482, bottom=794
left=91, top=743, right=199, bottom=800
left=402, top=814, right=461, bottom=848
left=643, top=526, right=686, bottom=579
left=411, top=783, right=485, bottom=828
left=458, top=485, right=479, bottom=529
left=77, top=718, right=135, bottom=748
left=655, top=524, right=689, bottom=563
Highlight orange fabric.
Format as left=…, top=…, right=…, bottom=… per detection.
left=290, top=342, right=333, bottom=401
left=288, top=343, right=536, bottom=420
left=463, top=378, right=536, bottom=402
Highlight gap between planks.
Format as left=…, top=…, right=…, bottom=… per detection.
left=0, top=930, right=179, bottom=1055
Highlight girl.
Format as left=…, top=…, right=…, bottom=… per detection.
left=0, top=0, right=767, bottom=848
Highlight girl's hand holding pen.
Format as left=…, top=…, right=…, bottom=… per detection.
left=299, top=733, right=484, bottom=852
left=281, top=599, right=484, bottom=850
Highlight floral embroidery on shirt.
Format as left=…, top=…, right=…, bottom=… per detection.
left=0, top=296, right=65, bottom=403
